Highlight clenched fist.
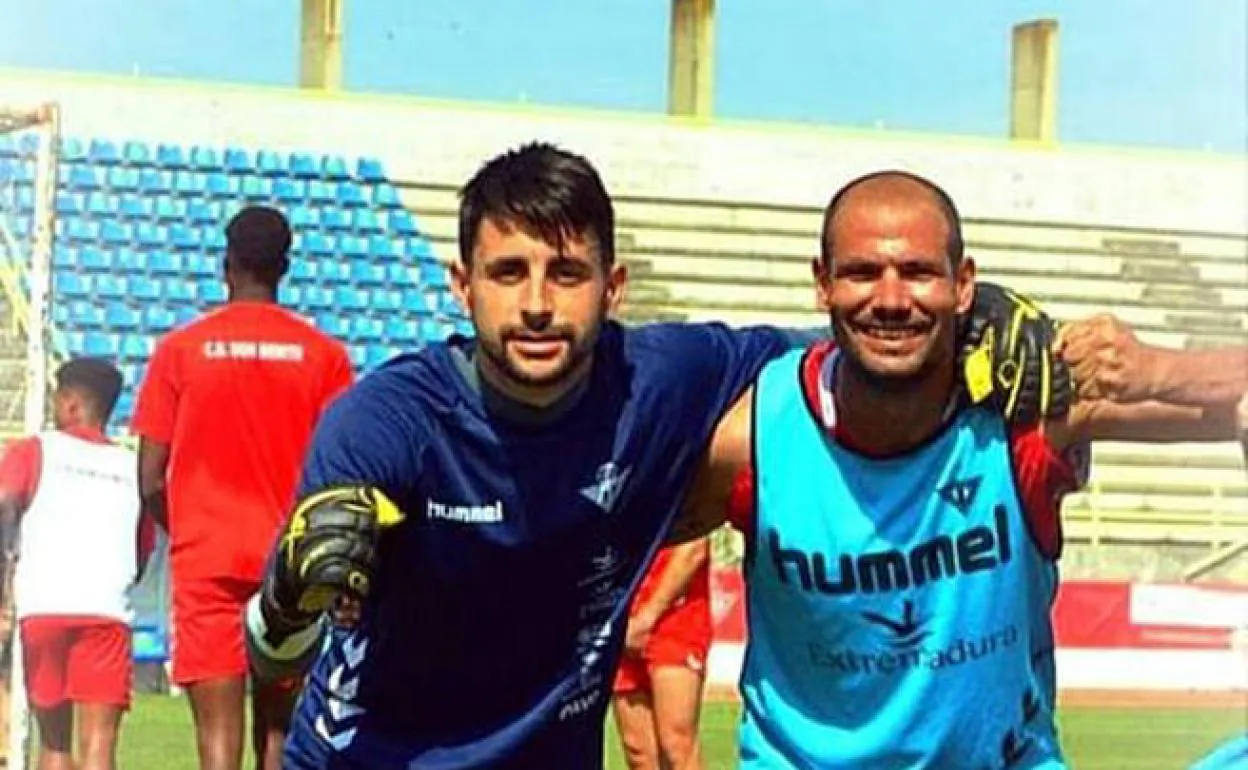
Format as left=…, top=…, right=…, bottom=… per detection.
left=1058, top=314, right=1157, bottom=404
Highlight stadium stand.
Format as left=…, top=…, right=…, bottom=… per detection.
left=0, top=134, right=472, bottom=431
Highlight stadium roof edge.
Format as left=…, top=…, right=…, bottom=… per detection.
left=0, top=65, right=1243, bottom=166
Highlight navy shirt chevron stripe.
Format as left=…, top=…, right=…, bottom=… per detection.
left=282, top=320, right=797, bottom=769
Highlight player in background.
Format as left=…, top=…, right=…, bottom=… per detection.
left=132, top=206, right=353, bottom=770
left=611, top=537, right=711, bottom=770
left=242, top=143, right=1067, bottom=770
left=672, top=171, right=1243, bottom=768
left=0, top=358, right=152, bottom=770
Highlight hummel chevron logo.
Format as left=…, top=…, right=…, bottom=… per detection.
left=580, top=462, right=632, bottom=513
left=327, top=663, right=359, bottom=700
left=318, top=632, right=369, bottom=753
left=342, top=635, right=368, bottom=668
left=938, top=475, right=982, bottom=515
left=861, top=600, right=931, bottom=649
left=316, top=715, right=357, bottom=750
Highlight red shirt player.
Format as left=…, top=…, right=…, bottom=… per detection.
left=0, top=357, right=153, bottom=770
left=611, top=537, right=712, bottom=770
left=132, top=206, right=353, bottom=770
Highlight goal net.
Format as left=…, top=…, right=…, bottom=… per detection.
left=0, top=101, right=60, bottom=770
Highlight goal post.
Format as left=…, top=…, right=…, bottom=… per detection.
left=0, top=100, right=60, bottom=770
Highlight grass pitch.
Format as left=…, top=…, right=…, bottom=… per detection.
left=85, top=694, right=1245, bottom=769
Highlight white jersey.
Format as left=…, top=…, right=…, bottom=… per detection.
left=14, top=430, right=141, bottom=623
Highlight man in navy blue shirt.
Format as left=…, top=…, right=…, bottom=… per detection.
left=243, top=143, right=1066, bottom=769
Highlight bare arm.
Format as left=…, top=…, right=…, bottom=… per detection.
left=635, top=539, right=709, bottom=623
left=666, top=387, right=754, bottom=546
left=137, top=438, right=170, bottom=531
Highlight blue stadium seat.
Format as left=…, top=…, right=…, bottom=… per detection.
left=316, top=313, right=351, bottom=339
left=146, top=250, right=182, bottom=274
left=203, top=228, right=226, bottom=253
left=173, top=173, right=207, bottom=197
left=322, top=209, right=351, bottom=232
left=94, top=275, right=127, bottom=299
left=189, top=146, right=221, bottom=172
left=155, top=197, right=188, bottom=221
left=138, top=169, right=173, bottom=195
left=372, top=185, right=402, bottom=209
left=289, top=153, right=319, bottom=180
left=371, top=289, right=402, bottom=313
left=421, top=262, right=450, bottom=289
left=117, top=195, right=154, bottom=220
left=406, top=238, right=436, bottom=263
left=351, top=210, right=382, bottom=234
left=365, top=345, right=398, bottom=369
left=78, top=246, right=112, bottom=271
left=333, top=287, right=369, bottom=311
left=128, top=276, right=162, bottom=303
left=52, top=246, right=77, bottom=269
left=169, top=224, right=202, bottom=251
left=303, top=233, right=335, bottom=257
left=223, top=148, right=253, bottom=174
left=68, top=301, right=104, bottom=328
left=204, top=172, right=239, bottom=199
left=200, top=282, right=227, bottom=304
left=185, top=254, right=217, bottom=278
left=119, top=364, right=141, bottom=389
left=289, top=205, right=320, bottom=231
left=143, top=306, right=177, bottom=333
left=302, top=286, right=333, bottom=309
left=133, top=223, right=166, bottom=249
left=89, top=139, right=121, bottom=165
left=115, top=247, right=143, bottom=273
left=436, top=293, right=461, bottom=318
left=186, top=200, right=220, bottom=225
left=163, top=280, right=197, bottom=305
left=84, top=332, right=121, bottom=357
left=273, top=178, right=305, bottom=204
left=84, top=192, right=116, bottom=217
left=113, top=391, right=135, bottom=423
left=174, top=306, right=199, bottom=325
left=65, top=165, right=102, bottom=191
left=241, top=177, right=273, bottom=200
left=454, top=317, right=474, bottom=337
left=256, top=150, right=286, bottom=177
left=322, top=156, right=351, bottom=181
left=122, top=141, right=152, bottom=167
left=356, top=158, right=386, bottom=183
left=347, top=345, right=367, bottom=370
left=288, top=259, right=318, bottom=283
left=121, top=335, right=153, bottom=360
left=384, top=317, right=419, bottom=343
left=279, top=285, right=302, bottom=306
left=386, top=265, right=419, bottom=288
left=17, top=134, right=38, bottom=156
left=9, top=215, right=33, bottom=239
left=319, top=261, right=349, bottom=285
left=104, top=302, right=141, bottom=330
left=99, top=221, right=131, bottom=246
left=391, top=212, right=421, bottom=235
left=349, top=262, right=385, bottom=286
left=401, top=289, right=431, bottom=314
left=367, top=236, right=402, bottom=263
left=350, top=317, right=384, bottom=342
left=155, top=144, right=187, bottom=169
left=55, top=191, right=83, bottom=215
left=306, top=181, right=334, bottom=205
left=339, top=235, right=369, bottom=260
left=60, top=331, right=86, bottom=355
left=418, top=317, right=444, bottom=343
left=106, top=167, right=140, bottom=192
left=59, top=137, right=87, bottom=163
left=335, top=184, right=367, bottom=208
left=61, top=218, right=99, bottom=244
left=52, top=303, right=69, bottom=326
left=13, top=184, right=35, bottom=213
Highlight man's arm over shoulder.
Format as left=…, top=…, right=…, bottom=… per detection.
left=668, top=386, right=754, bottom=545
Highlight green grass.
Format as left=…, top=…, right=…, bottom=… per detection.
left=71, top=695, right=1244, bottom=768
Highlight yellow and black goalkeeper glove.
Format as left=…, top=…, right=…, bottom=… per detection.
left=959, top=281, right=1073, bottom=425
left=257, top=484, right=405, bottom=646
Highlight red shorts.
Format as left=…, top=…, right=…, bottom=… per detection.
left=613, top=605, right=711, bottom=695
left=21, top=616, right=132, bottom=710
left=171, top=574, right=259, bottom=686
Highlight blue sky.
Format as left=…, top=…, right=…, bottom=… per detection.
left=1, top=0, right=1245, bottom=152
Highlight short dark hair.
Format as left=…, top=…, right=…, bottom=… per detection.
left=225, top=205, right=292, bottom=286
left=820, top=170, right=964, bottom=268
left=56, top=357, right=123, bottom=421
left=457, top=142, right=615, bottom=268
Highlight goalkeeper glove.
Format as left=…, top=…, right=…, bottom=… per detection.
left=256, top=484, right=405, bottom=648
left=959, top=281, right=1073, bottom=425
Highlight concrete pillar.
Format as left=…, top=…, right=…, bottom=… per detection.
left=1010, top=19, right=1059, bottom=143
left=668, top=0, right=715, bottom=118
left=300, top=0, right=344, bottom=91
